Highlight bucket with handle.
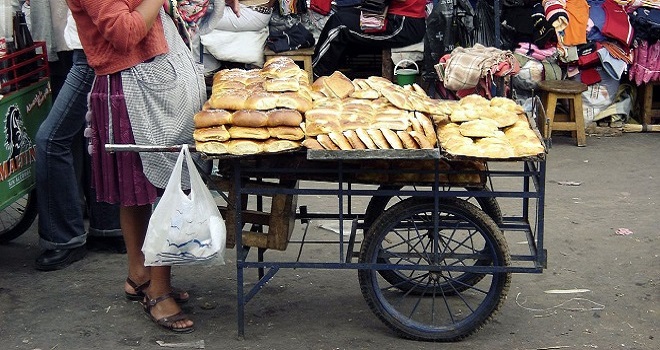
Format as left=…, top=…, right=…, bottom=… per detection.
left=394, top=59, right=419, bottom=86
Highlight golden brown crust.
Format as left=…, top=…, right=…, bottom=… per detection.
left=266, top=109, right=304, bottom=127
left=231, top=109, right=269, bottom=128
left=244, top=92, right=279, bottom=110
left=328, top=131, right=353, bottom=150
left=323, top=71, right=355, bottom=98
left=366, top=129, right=391, bottom=149
left=226, top=139, right=263, bottom=155
left=193, top=125, right=231, bottom=142
left=262, top=138, right=301, bottom=153
left=380, top=128, right=404, bottom=149
left=193, top=109, right=233, bottom=128
left=301, top=137, right=324, bottom=150
left=227, top=126, right=271, bottom=140
left=263, top=77, right=300, bottom=92
left=267, top=126, right=305, bottom=140
left=343, top=130, right=367, bottom=149
left=275, top=92, right=313, bottom=113
left=396, top=130, right=419, bottom=149
left=304, top=108, right=342, bottom=136
left=317, top=134, right=340, bottom=150
left=409, top=130, right=434, bottom=149
left=209, top=89, right=249, bottom=110
left=458, top=119, right=500, bottom=138
left=355, top=128, right=378, bottom=149
left=195, top=140, right=228, bottom=154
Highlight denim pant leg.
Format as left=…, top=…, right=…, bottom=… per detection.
left=36, top=50, right=95, bottom=249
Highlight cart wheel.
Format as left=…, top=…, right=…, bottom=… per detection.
left=358, top=198, right=510, bottom=341
left=363, top=186, right=501, bottom=295
left=363, top=185, right=502, bottom=230
left=0, top=189, right=38, bottom=244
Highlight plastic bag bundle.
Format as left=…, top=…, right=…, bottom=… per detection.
left=143, top=145, right=226, bottom=266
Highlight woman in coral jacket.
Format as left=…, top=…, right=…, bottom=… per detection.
left=311, top=0, right=427, bottom=78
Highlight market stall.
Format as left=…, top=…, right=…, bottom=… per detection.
left=108, top=57, right=548, bottom=341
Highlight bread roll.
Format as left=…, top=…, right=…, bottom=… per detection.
left=195, top=140, right=228, bottom=154
left=276, top=92, right=313, bottom=113
left=449, top=105, right=479, bottom=123
left=244, top=92, right=279, bottom=110
left=343, top=130, right=367, bottom=149
left=193, top=125, right=231, bottom=142
left=350, top=88, right=380, bottom=99
left=317, top=134, right=340, bottom=150
left=209, top=89, right=249, bottom=110
left=380, top=128, right=404, bottom=149
left=261, top=57, right=302, bottom=78
left=263, top=77, right=300, bottom=92
left=302, top=137, right=324, bottom=150
left=226, top=139, right=263, bottom=155
left=512, top=140, right=545, bottom=157
left=263, top=138, right=301, bottom=153
left=396, top=130, right=419, bottom=149
left=380, top=85, right=410, bottom=110
left=340, top=112, right=373, bottom=130
left=482, top=106, right=519, bottom=128
left=415, top=112, right=437, bottom=146
left=227, top=126, right=270, bottom=140
left=366, top=76, right=393, bottom=91
left=304, top=108, right=342, bottom=136
left=356, top=128, right=378, bottom=150
left=266, top=109, right=303, bottom=127
left=323, top=71, right=355, bottom=98
left=193, top=109, right=233, bottom=128
left=459, top=94, right=490, bottom=108
left=475, top=137, right=516, bottom=159
left=409, top=130, right=434, bottom=149
left=212, top=80, right=246, bottom=94
left=366, top=129, right=391, bottom=149
left=328, top=131, right=353, bottom=150
left=267, top=126, right=305, bottom=140
left=458, top=119, right=500, bottom=138
left=231, top=109, right=269, bottom=128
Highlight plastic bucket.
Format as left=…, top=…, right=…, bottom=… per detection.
left=394, top=59, right=419, bottom=86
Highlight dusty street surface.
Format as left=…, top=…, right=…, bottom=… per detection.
left=1, top=133, right=658, bottom=350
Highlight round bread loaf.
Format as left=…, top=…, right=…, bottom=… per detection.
left=231, top=109, right=269, bottom=128
left=195, top=140, right=228, bottom=155
left=266, top=109, right=303, bottom=127
left=227, top=126, right=270, bottom=140
left=245, top=92, right=279, bottom=110
left=209, top=89, right=249, bottom=110
left=193, top=125, right=231, bottom=142
left=263, top=138, right=301, bottom=153
left=267, top=126, right=305, bottom=140
left=226, top=139, right=263, bottom=155
left=459, top=119, right=500, bottom=138
left=193, top=109, right=233, bottom=128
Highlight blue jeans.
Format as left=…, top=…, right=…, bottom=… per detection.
left=36, top=50, right=120, bottom=249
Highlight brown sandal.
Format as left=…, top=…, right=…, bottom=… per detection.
left=142, top=292, right=194, bottom=334
left=125, top=278, right=189, bottom=303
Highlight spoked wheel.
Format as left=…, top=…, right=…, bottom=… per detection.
left=358, top=198, right=511, bottom=341
left=363, top=185, right=502, bottom=295
left=0, top=189, right=38, bottom=244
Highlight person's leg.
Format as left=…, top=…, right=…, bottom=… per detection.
left=120, top=205, right=193, bottom=331
left=35, top=49, right=95, bottom=270
left=312, top=8, right=363, bottom=77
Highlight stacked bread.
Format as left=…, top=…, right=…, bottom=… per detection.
left=194, top=57, right=310, bottom=155
left=436, top=95, right=546, bottom=159
left=301, top=73, right=442, bottom=150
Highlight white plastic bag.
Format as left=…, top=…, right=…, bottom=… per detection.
left=143, top=145, right=226, bottom=266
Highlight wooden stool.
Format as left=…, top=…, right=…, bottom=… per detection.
left=537, top=80, right=588, bottom=147
left=638, top=82, right=660, bottom=125
left=264, top=47, right=315, bottom=84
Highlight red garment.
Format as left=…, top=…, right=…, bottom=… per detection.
left=68, top=0, right=168, bottom=75
left=601, top=0, right=634, bottom=49
left=389, top=0, right=426, bottom=19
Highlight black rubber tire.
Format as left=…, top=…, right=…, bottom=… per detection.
left=362, top=185, right=502, bottom=294
left=0, top=189, right=38, bottom=244
left=357, top=198, right=510, bottom=341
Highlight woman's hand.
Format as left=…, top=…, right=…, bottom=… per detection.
left=226, top=0, right=241, bottom=17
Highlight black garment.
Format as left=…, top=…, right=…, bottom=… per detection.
left=312, top=7, right=425, bottom=78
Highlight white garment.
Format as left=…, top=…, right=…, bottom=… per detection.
left=63, top=9, right=82, bottom=50
left=215, top=4, right=271, bottom=32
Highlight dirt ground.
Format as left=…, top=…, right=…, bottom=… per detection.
left=0, top=133, right=658, bottom=350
